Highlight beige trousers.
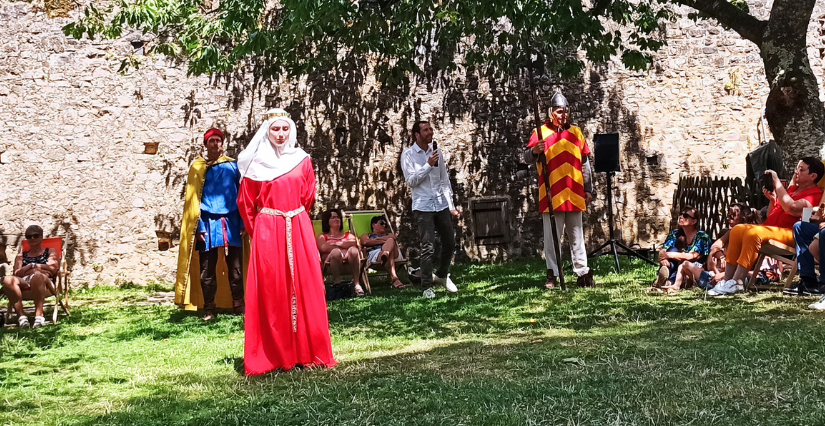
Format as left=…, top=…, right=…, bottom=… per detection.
left=542, top=211, right=589, bottom=277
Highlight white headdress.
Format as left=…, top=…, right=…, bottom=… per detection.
left=238, top=108, right=309, bottom=181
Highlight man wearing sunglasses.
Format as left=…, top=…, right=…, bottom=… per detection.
left=360, top=216, right=406, bottom=289
left=710, top=158, right=825, bottom=296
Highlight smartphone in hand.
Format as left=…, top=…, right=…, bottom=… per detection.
left=432, top=141, right=439, bottom=167
left=762, top=173, right=774, bottom=192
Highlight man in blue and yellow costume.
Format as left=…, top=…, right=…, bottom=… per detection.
left=175, top=128, right=245, bottom=320
left=524, top=93, right=596, bottom=289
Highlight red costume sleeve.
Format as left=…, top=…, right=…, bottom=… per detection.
left=302, top=158, right=317, bottom=212
left=527, top=131, right=539, bottom=149
left=238, top=178, right=262, bottom=237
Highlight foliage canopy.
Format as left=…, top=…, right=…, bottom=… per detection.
left=64, top=0, right=674, bottom=85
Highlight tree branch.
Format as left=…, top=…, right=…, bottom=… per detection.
left=673, top=0, right=767, bottom=45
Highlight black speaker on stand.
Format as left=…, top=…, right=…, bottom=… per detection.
left=588, top=133, right=656, bottom=272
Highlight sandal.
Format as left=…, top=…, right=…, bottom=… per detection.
left=18, top=316, right=30, bottom=328
left=665, top=287, right=680, bottom=295
left=391, top=279, right=407, bottom=289
left=354, top=284, right=365, bottom=297
left=644, top=287, right=663, bottom=294
left=32, top=316, right=46, bottom=329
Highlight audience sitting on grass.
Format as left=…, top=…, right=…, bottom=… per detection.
left=791, top=202, right=825, bottom=298
left=360, top=216, right=406, bottom=289
left=709, top=158, right=825, bottom=296
left=646, top=205, right=712, bottom=294
left=1, top=225, right=58, bottom=328
left=316, top=209, right=365, bottom=297
left=671, top=203, right=759, bottom=291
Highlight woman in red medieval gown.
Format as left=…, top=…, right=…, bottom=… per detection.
left=237, top=108, right=337, bottom=376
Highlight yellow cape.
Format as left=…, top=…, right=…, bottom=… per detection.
left=174, top=155, right=250, bottom=311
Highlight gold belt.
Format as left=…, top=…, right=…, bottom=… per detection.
left=259, top=205, right=305, bottom=332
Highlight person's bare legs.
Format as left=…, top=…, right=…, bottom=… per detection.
left=381, top=239, right=400, bottom=281
left=666, top=262, right=701, bottom=290
left=731, top=265, right=750, bottom=284
left=344, top=246, right=361, bottom=287
left=327, top=248, right=344, bottom=284
left=2, top=276, right=25, bottom=317
left=724, top=262, right=737, bottom=281
left=29, top=272, right=51, bottom=318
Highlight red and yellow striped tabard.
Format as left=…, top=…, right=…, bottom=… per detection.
left=526, top=124, right=591, bottom=213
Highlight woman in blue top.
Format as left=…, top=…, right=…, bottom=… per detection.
left=646, top=205, right=712, bottom=294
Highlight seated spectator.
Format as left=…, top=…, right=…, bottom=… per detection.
left=646, top=205, right=712, bottom=294
left=710, top=158, right=825, bottom=296
left=673, top=203, right=759, bottom=291
left=1, top=225, right=58, bottom=328
left=360, top=216, right=406, bottom=289
left=791, top=202, right=825, bottom=296
left=316, top=209, right=364, bottom=297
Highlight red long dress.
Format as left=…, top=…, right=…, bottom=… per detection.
left=238, top=157, right=337, bottom=376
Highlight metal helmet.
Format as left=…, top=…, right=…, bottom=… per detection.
left=549, top=93, right=569, bottom=111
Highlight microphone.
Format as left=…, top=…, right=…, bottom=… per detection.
left=432, top=140, right=439, bottom=167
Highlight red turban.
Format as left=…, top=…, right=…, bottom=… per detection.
left=203, top=128, right=225, bottom=145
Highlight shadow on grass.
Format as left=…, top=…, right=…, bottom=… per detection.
left=68, top=313, right=825, bottom=426
left=4, top=258, right=811, bottom=353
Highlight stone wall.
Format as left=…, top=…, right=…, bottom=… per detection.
left=1, top=0, right=824, bottom=285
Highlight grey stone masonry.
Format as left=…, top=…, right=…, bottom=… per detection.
left=1, top=0, right=824, bottom=285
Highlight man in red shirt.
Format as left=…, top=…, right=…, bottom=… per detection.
left=709, top=157, right=825, bottom=296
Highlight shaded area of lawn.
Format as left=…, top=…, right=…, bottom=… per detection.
left=3, top=257, right=825, bottom=425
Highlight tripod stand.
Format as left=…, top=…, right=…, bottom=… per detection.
left=588, top=171, right=656, bottom=272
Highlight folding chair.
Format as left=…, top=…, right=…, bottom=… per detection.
left=312, top=218, right=371, bottom=293
left=746, top=240, right=797, bottom=291
left=344, top=209, right=408, bottom=288
left=5, top=237, right=70, bottom=324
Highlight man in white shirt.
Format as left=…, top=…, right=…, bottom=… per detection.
left=401, top=121, right=460, bottom=297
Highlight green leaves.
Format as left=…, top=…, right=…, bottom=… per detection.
left=63, top=0, right=674, bottom=83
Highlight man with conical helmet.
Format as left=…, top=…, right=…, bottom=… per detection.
left=524, top=92, right=596, bottom=288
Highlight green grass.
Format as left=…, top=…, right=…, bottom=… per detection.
left=4, top=257, right=825, bottom=425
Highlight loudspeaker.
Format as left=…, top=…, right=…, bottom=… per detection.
left=593, top=133, right=620, bottom=173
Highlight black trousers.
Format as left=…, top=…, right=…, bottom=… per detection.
left=415, top=209, right=455, bottom=288
left=199, top=246, right=244, bottom=309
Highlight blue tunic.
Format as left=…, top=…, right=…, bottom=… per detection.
left=197, top=161, right=243, bottom=251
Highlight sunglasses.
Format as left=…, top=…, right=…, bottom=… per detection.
left=25, top=233, right=41, bottom=239
left=681, top=213, right=695, bottom=220
left=376, top=220, right=387, bottom=226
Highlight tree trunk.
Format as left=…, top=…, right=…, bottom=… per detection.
left=761, top=0, right=825, bottom=168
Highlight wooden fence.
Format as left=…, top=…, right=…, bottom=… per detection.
left=671, top=176, right=760, bottom=240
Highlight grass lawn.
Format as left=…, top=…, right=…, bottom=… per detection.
left=3, top=257, right=825, bottom=425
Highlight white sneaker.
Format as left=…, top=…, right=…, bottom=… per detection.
left=32, top=316, right=46, bottom=329
left=708, top=279, right=738, bottom=296
left=809, top=295, right=825, bottom=310
left=422, top=287, right=436, bottom=299
left=433, top=274, right=458, bottom=293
